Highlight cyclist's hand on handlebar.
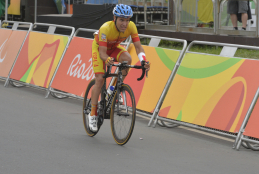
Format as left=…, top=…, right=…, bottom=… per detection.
left=105, top=57, right=114, bottom=66
left=144, top=61, right=150, bottom=71
left=141, top=60, right=150, bottom=71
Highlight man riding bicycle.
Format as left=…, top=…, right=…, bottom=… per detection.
left=89, top=4, right=150, bottom=132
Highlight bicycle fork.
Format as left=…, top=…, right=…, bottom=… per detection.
left=116, top=70, right=129, bottom=117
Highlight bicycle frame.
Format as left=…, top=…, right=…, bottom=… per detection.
left=99, top=61, right=147, bottom=120
left=100, top=65, right=125, bottom=120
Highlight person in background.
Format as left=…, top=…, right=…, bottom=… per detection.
left=227, top=0, right=252, bottom=30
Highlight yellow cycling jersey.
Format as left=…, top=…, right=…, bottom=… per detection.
left=94, top=20, right=140, bottom=50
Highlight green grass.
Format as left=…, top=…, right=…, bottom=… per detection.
left=189, top=45, right=259, bottom=59
left=189, top=45, right=223, bottom=55
left=140, top=38, right=259, bottom=59
left=235, top=49, right=259, bottom=59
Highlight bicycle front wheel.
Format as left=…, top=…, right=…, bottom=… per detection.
left=110, top=84, right=136, bottom=145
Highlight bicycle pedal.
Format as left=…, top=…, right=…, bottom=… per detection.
left=98, top=116, right=104, bottom=126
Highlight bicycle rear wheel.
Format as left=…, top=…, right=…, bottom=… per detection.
left=110, top=84, right=136, bottom=145
left=83, top=79, right=100, bottom=137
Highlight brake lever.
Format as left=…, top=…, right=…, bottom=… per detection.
left=146, top=61, right=149, bottom=78
left=137, top=61, right=149, bottom=81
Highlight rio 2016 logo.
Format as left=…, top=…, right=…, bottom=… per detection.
left=67, top=54, right=95, bottom=81
left=0, top=39, right=8, bottom=63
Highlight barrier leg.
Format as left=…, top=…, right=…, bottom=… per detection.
left=236, top=135, right=244, bottom=151
left=148, top=109, right=158, bottom=127
left=233, top=130, right=243, bottom=149
left=152, top=117, right=158, bottom=128
left=233, top=86, right=259, bottom=148
left=45, top=89, right=50, bottom=99
left=4, top=78, right=9, bottom=87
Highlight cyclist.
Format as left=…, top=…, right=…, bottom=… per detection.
left=88, top=4, right=150, bottom=132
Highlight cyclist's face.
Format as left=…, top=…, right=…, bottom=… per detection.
left=115, top=16, right=130, bottom=32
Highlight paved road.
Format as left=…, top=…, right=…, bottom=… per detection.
left=0, top=81, right=258, bottom=174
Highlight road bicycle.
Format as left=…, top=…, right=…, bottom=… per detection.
left=83, top=61, right=147, bottom=145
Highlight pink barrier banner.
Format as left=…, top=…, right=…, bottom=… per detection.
left=0, top=30, right=27, bottom=78
left=51, top=37, right=95, bottom=97
left=10, top=32, right=68, bottom=88
left=51, top=39, right=180, bottom=110
left=243, top=102, right=259, bottom=139
left=0, top=29, right=12, bottom=74
left=159, top=53, right=259, bottom=133
left=124, top=44, right=180, bottom=112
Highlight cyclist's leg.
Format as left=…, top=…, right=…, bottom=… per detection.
left=91, top=74, right=104, bottom=112
left=110, top=46, right=131, bottom=103
left=118, top=51, right=132, bottom=78
left=89, top=43, right=105, bottom=132
left=110, top=45, right=131, bottom=80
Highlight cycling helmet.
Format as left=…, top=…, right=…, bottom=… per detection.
left=113, top=4, right=133, bottom=18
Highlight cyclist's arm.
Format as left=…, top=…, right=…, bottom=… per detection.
left=133, top=41, right=147, bottom=62
left=99, top=46, right=109, bottom=61
left=133, top=41, right=145, bottom=55
left=133, top=41, right=150, bottom=71
left=130, top=22, right=147, bottom=63
left=97, top=26, right=114, bottom=65
left=99, top=46, right=114, bottom=65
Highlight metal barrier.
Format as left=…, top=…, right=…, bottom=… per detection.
left=235, top=86, right=259, bottom=150
left=4, top=23, right=75, bottom=95
left=47, top=29, right=187, bottom=122
left=125, top=34, right=187, bottom=119
left=148, top=40, right=259, bottom=149
left=0, top=21, right=33, bottom=81
left=46, top=28, right=97, bottom=100
left=46, top=28, right=131, bottom=100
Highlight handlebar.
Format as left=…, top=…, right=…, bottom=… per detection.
left=103, top=61, right=148, bottom=81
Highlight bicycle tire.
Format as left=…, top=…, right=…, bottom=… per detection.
left=83, top=79, right=100, bottom=137
left=9, top=81, right=25, bottom=88
left=110, top=84, right=136, bottom=145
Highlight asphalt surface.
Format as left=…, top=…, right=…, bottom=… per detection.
left=0, top=81, right=258, bottom=174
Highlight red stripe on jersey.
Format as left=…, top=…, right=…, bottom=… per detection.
left=99, top=41, right=107, bottom=47
left=132, top=37, right=140, bottom=42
